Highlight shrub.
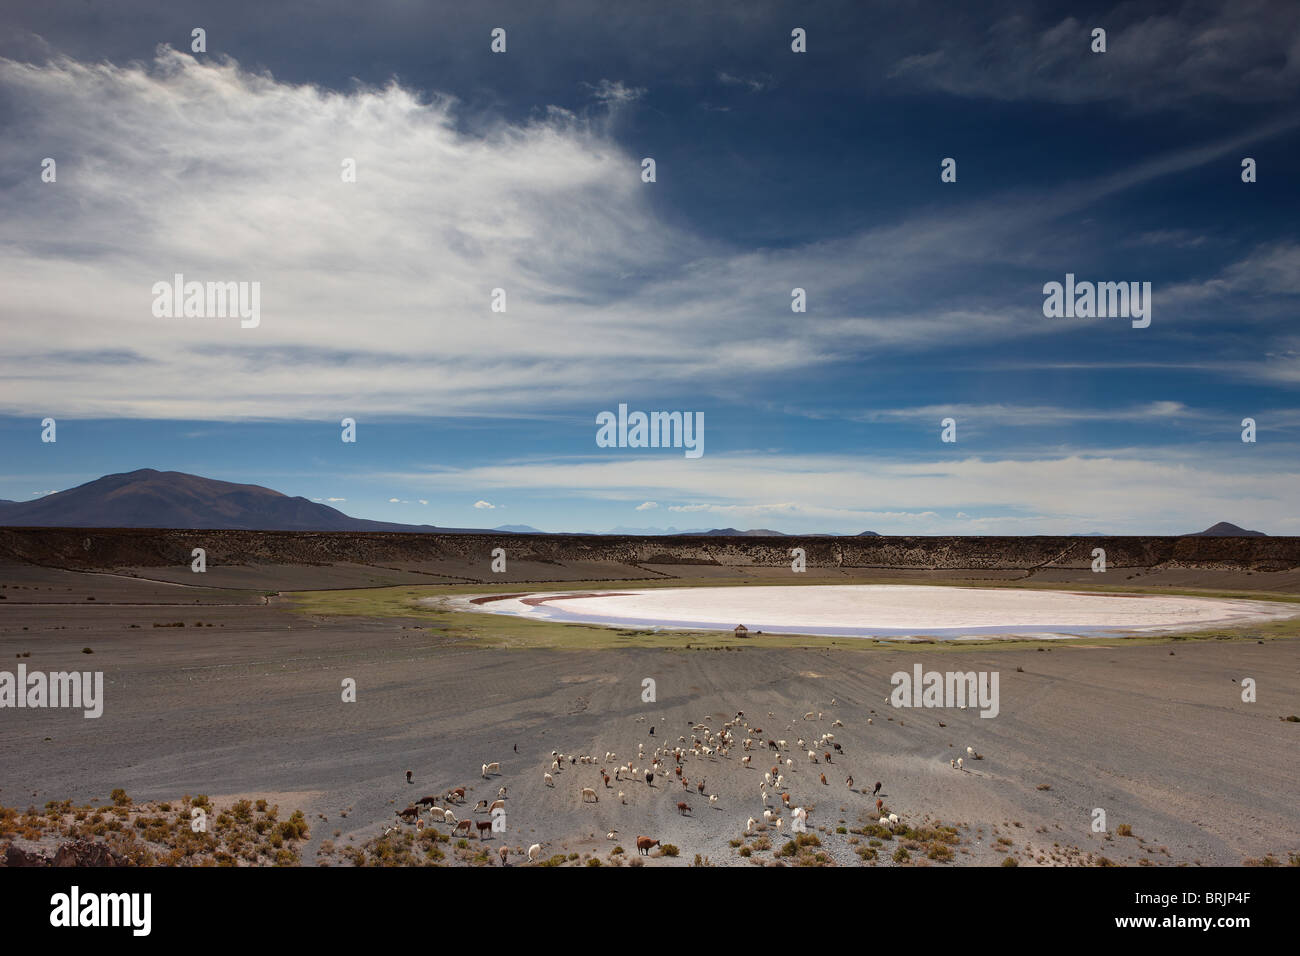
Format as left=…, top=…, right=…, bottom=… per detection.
left=278, top=810, right=309, bottom=840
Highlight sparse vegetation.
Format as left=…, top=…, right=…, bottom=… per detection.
left=0, top=793, right=311, bottom=866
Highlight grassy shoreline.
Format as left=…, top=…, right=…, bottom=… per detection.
left=281, top=577, right=1300, bottom=652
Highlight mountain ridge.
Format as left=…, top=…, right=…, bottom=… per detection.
left=0, top=469, right=488, bottom=533
left=0, top=469, right=1277, bottom=537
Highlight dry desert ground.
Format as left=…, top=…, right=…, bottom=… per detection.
left=1, top=533, right=1298, bottom=867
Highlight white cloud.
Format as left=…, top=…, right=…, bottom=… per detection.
left=473, top=500, right=495, bottom=509
left=635, top=500, right=658, bottom=511
left=844, top=400, right=1200, bottom=428
left=888, top=4, right=1300, bottom=109
left=376, top=448, right=1300, bottom=535
left=585, top=78, right=645, bottom=108
left=717, top=71, right=772, bottom=93
left=1, top=48, right=1291, bottom=421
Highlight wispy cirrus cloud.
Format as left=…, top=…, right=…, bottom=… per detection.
left=888, top=2, right=1300, bottom=110
left=2, top=47, right=1297, bottom=425
left=717, top=70, right=772, bottom=93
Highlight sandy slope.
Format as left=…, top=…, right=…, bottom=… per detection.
left=2, top=590, right=1296, bottom=865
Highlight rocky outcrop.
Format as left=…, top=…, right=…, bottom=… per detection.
left=53, top=839, right=129, bottom=866
left=3, top=843, right=51, bottom=867
left=1, top=839, right=128, bottom=867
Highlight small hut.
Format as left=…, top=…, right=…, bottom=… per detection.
left=734, top=624, right=749, bottom=638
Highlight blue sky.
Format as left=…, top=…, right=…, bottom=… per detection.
left=1, top=1, right=1298, bottom=534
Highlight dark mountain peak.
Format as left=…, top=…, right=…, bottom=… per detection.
left=1190, top=521, right=1267, bottom=537
left=0, top=468, right=445, bottom=532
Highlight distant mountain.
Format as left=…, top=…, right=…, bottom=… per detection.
left=0, top=469, right=488, bottom=533
left=857, top=531, right=880, bottom=536
left=678, top=528, right=787, bottom=536
left=493, top=524, right=545, bottom=534
left=1189, top=521, right=1267, bottom=537
left=606, top=526, right=703, bottom=535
